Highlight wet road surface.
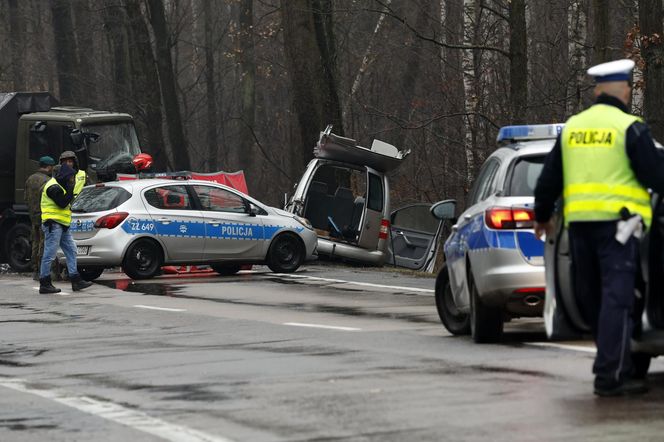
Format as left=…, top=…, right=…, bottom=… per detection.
left=1, top=264, right=663, bottom=441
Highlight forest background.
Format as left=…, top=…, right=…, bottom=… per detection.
left=1, top=0, right=662, bottom=209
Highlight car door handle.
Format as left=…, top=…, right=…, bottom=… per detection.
left=206, top=220, right=222, bottom=226
left=451, top=224, right=459, bottom=232
left=464, top=214, right=472, bottom=220
left=156, top=218, right=171, bottom=224
left=396, top=231, right=416, bottom=248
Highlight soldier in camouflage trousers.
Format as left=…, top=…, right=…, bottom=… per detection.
left=25, top=156, right=55, bottom=280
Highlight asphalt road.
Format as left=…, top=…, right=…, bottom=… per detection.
left=1, top=264, right=663, bottom=442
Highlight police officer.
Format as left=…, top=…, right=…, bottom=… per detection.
left=25, top=156, right=55, bottom=281
left=59, top=150, right=88, bottom=197
left=39, top=163, right=93, bottom=294
left=534, top=59, right=664, bottom=396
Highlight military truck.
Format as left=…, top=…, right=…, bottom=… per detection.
left=0, top=92, right=142, bottom=272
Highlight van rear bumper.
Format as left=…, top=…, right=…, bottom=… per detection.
left=317, top=238, right=386, bottom=265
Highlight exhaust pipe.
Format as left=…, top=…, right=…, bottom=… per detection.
left=523, top=294, right=542, bottom=307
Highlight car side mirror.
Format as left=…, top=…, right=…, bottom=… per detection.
left=247, top=203, right=259, bottom=217
left=430, top=199, right=457, bottom=220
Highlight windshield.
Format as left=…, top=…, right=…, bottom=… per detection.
left=508, top=155, right=545, bottom=197
left=72, top=186, right=132, bottom=213
left=82, top=122, right=141, bottom=169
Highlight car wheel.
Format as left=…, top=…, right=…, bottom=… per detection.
left=632, top=352, right=652, bottom=380
left=211, top=264, right=241, bottom=276
left=5, top=223, right=32, bottom=273
left=469, top=273, right=504, bottom=343
left=122, top=239, right=163, bottom=280
left=267, top=233, right=304, bottom=273
left=435, top=264, right=470, bottom=335
left=78, top=266, right=104, bottom=281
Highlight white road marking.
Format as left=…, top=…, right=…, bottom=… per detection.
left=270, top=273, right=435, bottom=294
left=0, top=377, right=233, bottom=442
left=134, top=305, right=187, bottom=312
left=527, top=342, right=597, bottom=354
left=284, top=322, right=361, bottom=331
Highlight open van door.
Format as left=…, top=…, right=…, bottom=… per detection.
left=388, top=200, right=456, bottom=272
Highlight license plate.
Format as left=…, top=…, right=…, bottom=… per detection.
left=76, top=246, right=89, bottom=255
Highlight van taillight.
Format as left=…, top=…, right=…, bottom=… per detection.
left=485, top=207, right=534, bottom=229
left=379, top=219, right=390, bottom=239
left=94, top=212, right=129, bottom=229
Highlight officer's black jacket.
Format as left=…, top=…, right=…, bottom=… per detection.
left=45, top=167, right=76, bottom=210
left=534, top=94, right=664, bottom=223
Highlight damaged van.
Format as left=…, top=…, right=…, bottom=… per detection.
left=285, top=125, right=411, bottom=266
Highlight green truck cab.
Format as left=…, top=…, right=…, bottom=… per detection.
left=0, top=92, right=142, bottom=272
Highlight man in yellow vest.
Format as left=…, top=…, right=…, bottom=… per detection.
left=534, top=59, right=664, bottom=396
left=59, top=150, right=88, bottom=197
left=39, top=163, right=93, bottom=294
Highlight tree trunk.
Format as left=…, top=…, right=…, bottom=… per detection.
left=592, top=0, right=610, bottom=63
left=50, top=0, right=79, bottom=104
left=72, top=0, right=97, bottom=107
left=125, top=0, right=168, bottom=171
left=639, top=0, right=664, bottom=140
left=102, top=0, right=131, bottom=110
left=8, top=0, right=25, bottom=91
left=146, top=0, right=191, bottom=171
left=238, top=0, right=256, bottom=173
left=281, top=0, right=344, bottom=167
left=509, top=0, right=527, bottom=124
left=203, top=0, right=220, bottom=172
left=462, top=0, right=480, bottom=189
left=567, top=0, right=588, bottom=115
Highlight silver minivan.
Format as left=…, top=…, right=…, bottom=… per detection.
left=286, top=126, right=413, bottom=266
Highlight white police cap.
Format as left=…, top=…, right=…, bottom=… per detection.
left=587, top=59, right=635, bottom=83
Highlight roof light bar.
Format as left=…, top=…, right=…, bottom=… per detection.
left=496, top=124, right=564, bottom=145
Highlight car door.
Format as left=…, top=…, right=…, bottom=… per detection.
left=357, top=168, right=384, bottom=250
left=142, top=184, right=206, bottom=262
left=389, top=203, right=443, bottom=271
left=446, top=158, right=501, bottom=310
left=190, top=184, right=265, bottom=260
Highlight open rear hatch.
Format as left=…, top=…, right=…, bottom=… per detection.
left=314, top=125, right=410, bottom=173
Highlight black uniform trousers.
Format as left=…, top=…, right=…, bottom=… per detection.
left=568, top=221, right=638, bottom=383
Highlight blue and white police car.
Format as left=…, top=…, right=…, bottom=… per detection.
left=69, top=179, right=318, bottom=280
left=435, top=124, right=562, bottom=342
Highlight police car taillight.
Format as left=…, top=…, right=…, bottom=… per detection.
left=485, top=207, right=535, bottom=229
left=94, top=212, right=129, bottom=229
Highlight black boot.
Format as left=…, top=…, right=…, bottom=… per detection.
left=71, top=274, right=93, bottom=292
left=39, top=277, right=61, bottom=294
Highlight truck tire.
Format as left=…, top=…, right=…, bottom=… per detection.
left=5, top=223, right=32, bottom=273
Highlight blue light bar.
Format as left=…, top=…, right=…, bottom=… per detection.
left=496, top=124, right=564, bottom=144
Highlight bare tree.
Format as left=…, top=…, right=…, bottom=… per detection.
left=50, top=0, right=79, bottom=104
left=639, top=0, right=664, bottom=140
left=146, top=0, right=191, bottom=170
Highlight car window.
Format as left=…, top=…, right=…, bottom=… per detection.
left=367, top=173, right=383, bottom=211
left=71, top=186, right=132, bottom=213
left=391, top=205, right=440, bottom=234
left=478, top=160, right=501, bottom=201
left=144, top=185, right=193, bottom=210
left=467, top=158, right=500, bottom=206
left=507, top=155, right=546, bottom=197
left=192, top=185, right=246, bottom=213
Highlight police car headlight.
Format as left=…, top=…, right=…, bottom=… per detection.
left=294, top=216, right=313, bottom=230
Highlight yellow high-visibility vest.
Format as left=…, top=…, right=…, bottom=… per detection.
left=40, top=178, right=72, bottom=226
left=561, top=103, right=652, bottom=227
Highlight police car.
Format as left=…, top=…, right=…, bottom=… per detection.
left=69, top=179, right=318, bottom=280
left=435, top=124, right=561, bottom=343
